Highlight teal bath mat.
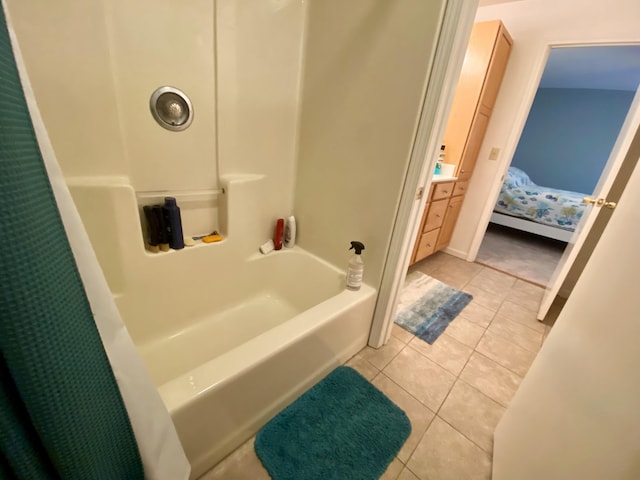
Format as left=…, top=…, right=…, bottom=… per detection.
left=395, top=271, right=472, bottom=344
left=255, top=366, right=411, bottom=480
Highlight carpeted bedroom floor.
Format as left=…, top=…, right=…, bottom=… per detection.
left=476, top=223, right=567, bottom=286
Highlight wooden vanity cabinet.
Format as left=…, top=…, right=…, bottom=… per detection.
left=411, top=181, right=454, bottom=264
left=409, top=20, right=512, bottom=265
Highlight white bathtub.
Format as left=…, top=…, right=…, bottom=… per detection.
left=67, top=177, right=376, bottom=477
left=138, top=248, right=376, bottom=478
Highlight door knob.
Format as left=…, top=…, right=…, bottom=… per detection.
left=583, top=197, right=616, bottom=209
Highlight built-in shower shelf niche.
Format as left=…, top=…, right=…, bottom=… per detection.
left=136, top=188, right=226, bottom=253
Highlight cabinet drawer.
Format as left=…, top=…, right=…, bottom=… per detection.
left=432, top=182, right=454, bottom=201
left=453, top=181, right=469, bottom=197
left=415, top=229, right=439, bottom=261
left=424, top=198, right=448, bottom=232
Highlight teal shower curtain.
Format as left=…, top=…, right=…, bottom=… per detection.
left=0, top=4, right=189, bottom=479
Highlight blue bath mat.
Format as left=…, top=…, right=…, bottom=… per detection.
left=395, top=271, right=472, bottom=344
left=254, top=366, right=411, bottom=480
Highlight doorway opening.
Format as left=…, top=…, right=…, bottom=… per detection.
left=474, top=45, right=640, bottom=287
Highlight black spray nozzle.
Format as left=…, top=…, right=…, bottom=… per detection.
left=349, top=241, right=365, bottom=255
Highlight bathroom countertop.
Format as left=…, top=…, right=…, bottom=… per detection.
left=431, top=175, right=458, bottom=183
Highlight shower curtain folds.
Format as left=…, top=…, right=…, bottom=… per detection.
left=0, top=3, right=190, bottom=478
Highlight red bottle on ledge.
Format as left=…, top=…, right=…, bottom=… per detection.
left=274, top=218, right=284, bottom=250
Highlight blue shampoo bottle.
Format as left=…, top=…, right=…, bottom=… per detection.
left=163, top=197, right=184, bottom=250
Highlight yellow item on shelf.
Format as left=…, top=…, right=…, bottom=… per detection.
left=202, top=234, right=223, bottom=243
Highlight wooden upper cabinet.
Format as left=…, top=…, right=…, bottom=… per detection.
left=442, top=20, right=512, bottom=177
left=480, top=26, right=513, bottom=112
left=457, top=110, right=490, bottom=181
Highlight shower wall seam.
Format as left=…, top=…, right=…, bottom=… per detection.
left=100, top=0, right=132, bottom=183
left=289, top=0, right=311, bottom=220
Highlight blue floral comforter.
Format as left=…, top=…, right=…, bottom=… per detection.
left=494, top=167, right=587, bottom=231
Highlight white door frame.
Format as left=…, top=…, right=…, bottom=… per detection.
left=465, top=41, right=640, bottom=264
left=368, top=0, right=478, bottom=348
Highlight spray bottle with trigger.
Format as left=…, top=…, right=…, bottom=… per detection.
left=346, top=241, right=365, bottom=291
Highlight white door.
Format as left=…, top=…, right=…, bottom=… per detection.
left=537, top=84, right=640, bottom=320
left=493, top=125, right=640, bottom=480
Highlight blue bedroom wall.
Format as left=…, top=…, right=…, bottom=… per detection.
left=510, top=88, right=635, bottom=194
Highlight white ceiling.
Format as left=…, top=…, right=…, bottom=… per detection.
left=538, top=46, right=640, bottom=92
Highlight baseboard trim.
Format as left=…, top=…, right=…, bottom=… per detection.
left=441, top=246, right=468, bottom=261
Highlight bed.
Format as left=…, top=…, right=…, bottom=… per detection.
left=490, top=166, right=588, bottom=242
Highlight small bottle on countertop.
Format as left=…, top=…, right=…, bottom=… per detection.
left=434, top=144, right=445, bottom=175
left=346, top=241, right=365, bottom=291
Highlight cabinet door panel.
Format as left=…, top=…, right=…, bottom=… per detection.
left=410, top=200, right=431, bottom=265
left=480, top=28, right=512, bottom=112
left=457, top=111, right=489, bottom=181
left=453, top=181, right=469, bottom=197
left=436, top=196, right=465, bottom=250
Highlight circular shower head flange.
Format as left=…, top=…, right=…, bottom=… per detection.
left=149, top=86, right=193, bottom=132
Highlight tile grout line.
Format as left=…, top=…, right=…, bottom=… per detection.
left=474, top=260, right=547, bottom=289
left=371, top=361, right=438, bottom=468
left=483, top=323, right=544, bottom=354
left=370, top=375, right=434, bottom=471
left=492, top=306, right=547, bottom=337
left=464, top=264, right=546, bottom=354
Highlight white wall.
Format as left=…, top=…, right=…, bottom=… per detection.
left=294, top=0, right=446, bottom=287
left=448, top=0, right=640, bottom=259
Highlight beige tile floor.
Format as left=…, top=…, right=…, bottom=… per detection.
left=199, top=252, right=560, bottom=480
